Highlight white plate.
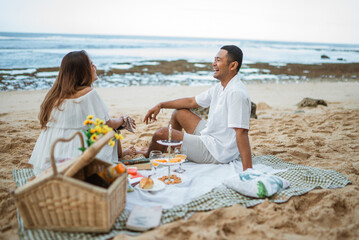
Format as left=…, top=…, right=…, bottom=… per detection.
left=156, top=140, right=183, bottom=146
left=135, top=179, right=166, bottom=192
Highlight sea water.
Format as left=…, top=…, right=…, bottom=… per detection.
left=0, top=32, right=358, bottom=91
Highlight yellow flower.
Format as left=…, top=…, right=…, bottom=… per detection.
left=82, top=117, right=118, bottom=151
left=115, top=133, right=124, bottom=140
left=108, top=140, right=115, bottom=147
left=90, top=134, right=98, bottom=142
left=101, top=125, right=113, bottom=134
left=101, top=126, right=108, bottom=133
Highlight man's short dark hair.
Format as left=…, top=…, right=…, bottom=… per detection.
left=220, top=45, right=243, bottom=72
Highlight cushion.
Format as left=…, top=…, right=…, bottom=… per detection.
left=223, top=168, right=290, bottom=198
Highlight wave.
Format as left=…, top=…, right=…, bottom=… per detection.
left=1, top=32, right=359, bottom=53
left=1, top=32, right=359, bottom=69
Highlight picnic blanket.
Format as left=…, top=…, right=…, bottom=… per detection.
left=126, top=159, right=285, bottom=210
left=12, top=155, right=350, bottom=240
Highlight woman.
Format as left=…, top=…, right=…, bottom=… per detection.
left=29, top=50, right=137, bottom=175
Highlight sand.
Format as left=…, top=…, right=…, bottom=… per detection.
left=1, top=82, right=359, bottom=240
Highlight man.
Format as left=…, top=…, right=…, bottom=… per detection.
left=143, top=45, right=252, bottom=171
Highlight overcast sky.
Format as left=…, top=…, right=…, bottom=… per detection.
left=0, top=0, right=358, bottom=44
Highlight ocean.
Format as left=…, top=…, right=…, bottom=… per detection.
left=1, top=32, right=359, bottom=91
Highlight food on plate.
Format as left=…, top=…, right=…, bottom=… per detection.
left=127, top=167, right=137, bottom=175
left=168, top=157, right=181, bottom=163
left=130, top=172, right=143, bottom=179
left=175, top=154, right=186, bottom=160
left=155, top=159, right=167, bottom=163
left=158, top=175, right=182, bottom=185
left=139, top=176, right=154, bottom=189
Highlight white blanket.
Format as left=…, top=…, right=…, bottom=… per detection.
left=126, top=161, right=285, bottom=210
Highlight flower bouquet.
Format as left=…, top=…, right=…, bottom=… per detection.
left=79, top=115, right=123, bottom=152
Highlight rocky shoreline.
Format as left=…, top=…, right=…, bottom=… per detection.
left=1, top=60, right=358, bottom=91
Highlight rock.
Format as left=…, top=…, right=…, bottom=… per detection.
left=297, top=98, right=328, bottom=108
left=251, top=102, right=258, bottom=119
left=352, top=162, right=359, bottom=173
left=191, top=107, right=209, bottom=120
left=321, top=55, right=330, bottom=59
left=257, top=102, right=272, bottom=111
left=191, top=101, right=258, bottom=120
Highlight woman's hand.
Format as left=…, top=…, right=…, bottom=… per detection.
left=122, top=115, right=136, bottom=133
left=106, top=115, right=135, bottom=133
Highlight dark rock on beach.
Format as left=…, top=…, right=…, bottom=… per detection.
left=245, top=62, right=359, bottom=82
left=106, top=60, right=213, bottom=76
left=191, top=101, right=257, bottom=120
left=297, top=97, right=328, bottom=108
left=2, top=61, right=359, bottom=91
left=191, top=107, right=209, bottom=120
left=251, top=102, right=257, bottom=119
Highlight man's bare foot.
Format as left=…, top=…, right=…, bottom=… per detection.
left=136, top=147, right=148, bottom=156
left=122, top=146, right=137, bottom=157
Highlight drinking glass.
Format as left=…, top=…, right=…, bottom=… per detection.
left=174, top=147, right=186, bottom=173
left=149, top=150, right=162, bottom=176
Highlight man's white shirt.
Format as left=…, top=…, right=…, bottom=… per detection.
left=195, top=74, right=251, bottom=163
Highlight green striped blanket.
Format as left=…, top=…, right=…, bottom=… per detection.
left=12, top=155, right=350, bottom=240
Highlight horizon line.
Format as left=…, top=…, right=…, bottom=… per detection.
left=1, top=30, right=358, bottom=46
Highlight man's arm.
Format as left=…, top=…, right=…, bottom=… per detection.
left=143, top=97, right=200, bottom=124
left=234, top=128, right=252, bottom=171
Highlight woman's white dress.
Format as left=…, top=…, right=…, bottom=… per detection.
left=29, top=89, right=118, bottom=175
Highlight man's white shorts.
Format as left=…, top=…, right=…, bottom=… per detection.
left=181, top=119, right=220, bottom=164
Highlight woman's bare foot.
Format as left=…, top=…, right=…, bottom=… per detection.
left=122, top=146, right=137, bottom=157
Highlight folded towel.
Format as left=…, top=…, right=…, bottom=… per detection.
left=121, top=157, right=150, bottom=165
left=223, top=168, right=290, bottom=198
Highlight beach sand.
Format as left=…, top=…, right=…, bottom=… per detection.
left=1, top=82, right=359, bottom=239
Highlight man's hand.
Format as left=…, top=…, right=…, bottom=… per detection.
left=143, top=97, right=199, bottom=125
left=143, top=104, right=161, bottom=124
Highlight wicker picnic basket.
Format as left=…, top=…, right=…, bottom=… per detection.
left=13, top=131, right=127, bottom=232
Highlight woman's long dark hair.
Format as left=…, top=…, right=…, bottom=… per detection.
left=39, top=50, right=93, bottom=128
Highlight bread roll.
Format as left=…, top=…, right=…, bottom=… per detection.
left=139, top=177, right=154, bottom=189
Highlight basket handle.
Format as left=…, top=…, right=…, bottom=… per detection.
left=50, top=131, right=85, bottom=176
left=64, top=131, right=115, bottom=177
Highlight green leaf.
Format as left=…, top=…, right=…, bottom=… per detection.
left=257, top=181, right=268, bottom=198
left=78, top=147, right=86, bottom=152
left=87, top=139, right=92, bottom=148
